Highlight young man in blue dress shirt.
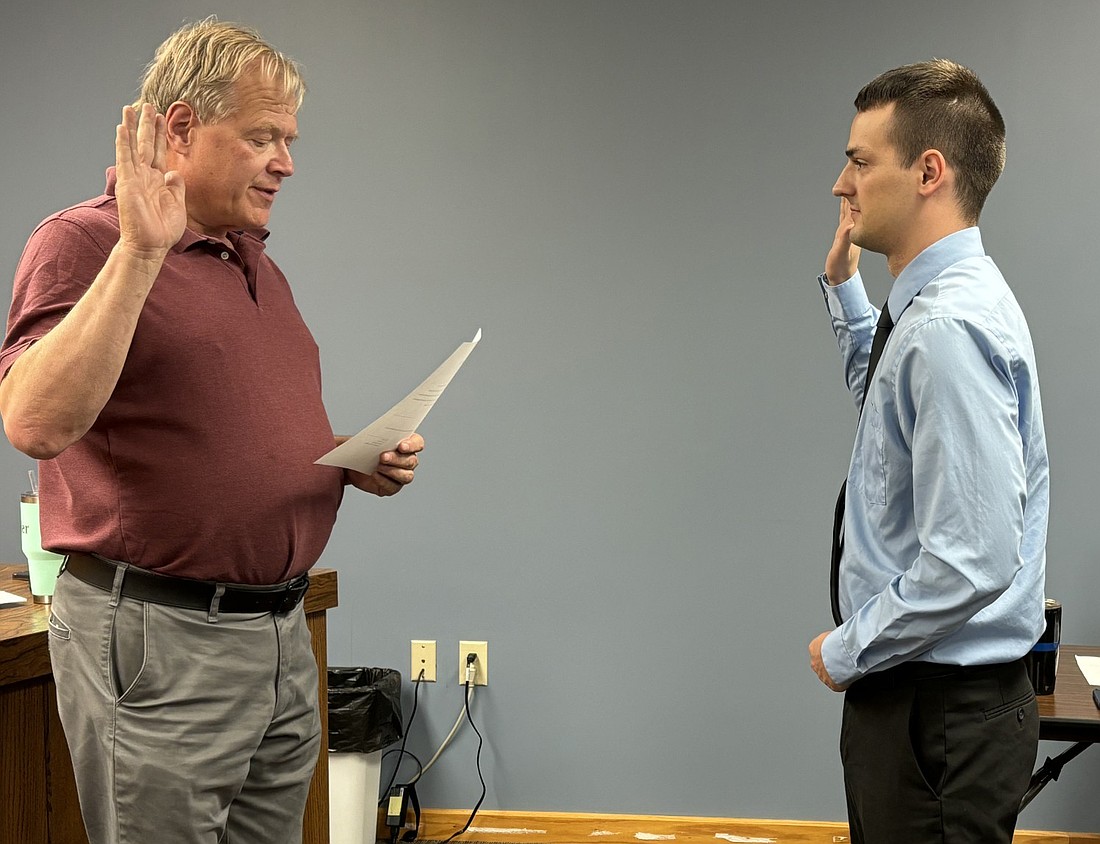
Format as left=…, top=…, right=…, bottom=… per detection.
left=808, top=59, right=1049, bottom=843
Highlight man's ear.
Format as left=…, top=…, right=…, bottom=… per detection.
left=164, top=101, right=198, bottom=152
left=917, top=149, right=948, bottom=196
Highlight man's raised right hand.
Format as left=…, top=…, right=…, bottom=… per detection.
left=824, top=197, right=861, bottom=285
left=115, top=103, right=187, bottom=261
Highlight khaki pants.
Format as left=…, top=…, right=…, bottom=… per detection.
left=47, top=569, right=321, bottom=844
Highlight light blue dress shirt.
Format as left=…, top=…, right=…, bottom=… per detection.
left=820, top=227, right=1049, bottom=688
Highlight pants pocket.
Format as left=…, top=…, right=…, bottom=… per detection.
left=983, top=688, right=1035, bottom=721
left=48, top=609, right=72, bottom=640
left=908, top=681, right=947, bottom=798
left=110, top=599, right=150, bottom=703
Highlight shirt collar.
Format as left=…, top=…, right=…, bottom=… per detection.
left=888, top=227, right=985, bottom=322
left=104, top=167, right=271, bottom=252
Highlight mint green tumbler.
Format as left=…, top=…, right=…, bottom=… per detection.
left=20, top=492, right=65, bottom=604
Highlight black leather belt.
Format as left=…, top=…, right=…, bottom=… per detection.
left=62, top=552, right=310, bottom=614
left=852, top=658, right=1026, bottom=691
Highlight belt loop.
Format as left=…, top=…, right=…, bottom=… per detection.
left=207, top=583, right=226, bottom=624
left=108, top=563, right=126, bottom=608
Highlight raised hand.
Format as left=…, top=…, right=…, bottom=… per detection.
left=825, top=197, right=862, bottom=285
left=114, top=103, right=187, bottom=259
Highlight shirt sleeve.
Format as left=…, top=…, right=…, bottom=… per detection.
left=1, top=217, right=109, bottom=379
left=819, top=270, right=878, bottom=413
left=822, top=315, right=1028, bottom=686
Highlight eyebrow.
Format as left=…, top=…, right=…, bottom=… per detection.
left=251, top=123, right=299, bottom=141
left=845, top=147, right=866, bottom=159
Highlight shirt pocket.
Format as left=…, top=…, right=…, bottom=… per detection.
left=858, top=400, right=887, bottom=506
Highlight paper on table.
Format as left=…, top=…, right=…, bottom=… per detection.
left=0, top=589, right=28, bottom=609
left=1075, top=655, right=1100, bottom=686
left=315, top=329, right=481, bottom=474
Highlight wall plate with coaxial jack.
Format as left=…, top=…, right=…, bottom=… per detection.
left=459, top=640, right=488, bottom=685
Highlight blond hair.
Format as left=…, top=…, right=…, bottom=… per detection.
left=134, top=17, right=305, bottom=123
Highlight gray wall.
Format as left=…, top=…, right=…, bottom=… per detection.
left=2, top=0, right=1098, bottom=832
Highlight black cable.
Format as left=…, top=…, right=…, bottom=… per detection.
left=379, top=667, right=426, bottom=806
left=438, top=678, right=487, bottom=844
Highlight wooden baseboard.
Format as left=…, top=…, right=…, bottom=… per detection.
left=386, top=809, right=1100, bottom=844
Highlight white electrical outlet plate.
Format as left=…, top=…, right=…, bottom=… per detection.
left=411, top=640, right=436, bottom=682
left=459, top=640, right=488, bottom=685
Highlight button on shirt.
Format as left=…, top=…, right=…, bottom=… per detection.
left=820, top=227, right=1049, bottom=688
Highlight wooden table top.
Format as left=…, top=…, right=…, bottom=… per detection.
left=1038, top=643, right=1100, bottom=743
left=0, top=562, right=337, bottom=688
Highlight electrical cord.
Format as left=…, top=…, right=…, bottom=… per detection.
left=382, top=655, right=487, bottom=843
left=409, top=683, right=475, bottom=784
left=438, top=656, right=487, bottom=844
left=379, top=668, right=426, bottom=806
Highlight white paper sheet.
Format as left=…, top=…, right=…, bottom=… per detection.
left=0, top=589, right=27, bottom=608
left=315, top=329, right=481, bottom=474
left=1075, top=654, right=1100, bottom=686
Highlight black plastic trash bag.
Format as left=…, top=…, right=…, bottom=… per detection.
left=327, top=666, right=403, bottom=753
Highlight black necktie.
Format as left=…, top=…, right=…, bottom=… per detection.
left=830, top=303, right=894, bottom=625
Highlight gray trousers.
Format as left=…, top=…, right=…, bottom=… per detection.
left=47, top=568, right=322, bottom=844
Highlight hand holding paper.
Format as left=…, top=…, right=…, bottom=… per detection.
left=316, top=329, right=481, bottom=474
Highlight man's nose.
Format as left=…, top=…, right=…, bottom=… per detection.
left=271, top=143, right=294, bottom=177
left=832, top=163, right=852, bottom=197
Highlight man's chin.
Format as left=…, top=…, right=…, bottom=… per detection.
left=849, top=230, right=874, bottom=252
left=243, top=211, right=272, bottom=231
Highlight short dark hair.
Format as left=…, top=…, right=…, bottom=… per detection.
left=855, top=59, right=1005, bottom=223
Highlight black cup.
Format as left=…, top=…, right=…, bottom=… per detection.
left=1026, top=598, right=1061, bottom=695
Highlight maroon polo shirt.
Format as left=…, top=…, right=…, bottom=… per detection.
left=1, top=170, right=344, bottom=584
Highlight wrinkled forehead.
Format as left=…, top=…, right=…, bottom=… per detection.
left=223, top=64, right=300, bottom=121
